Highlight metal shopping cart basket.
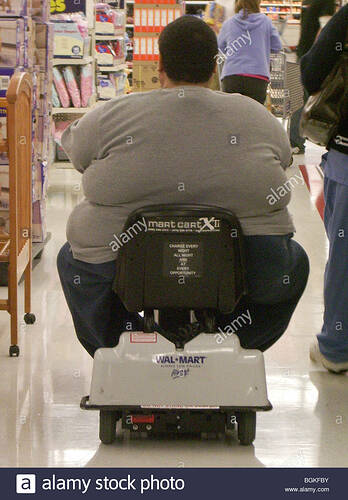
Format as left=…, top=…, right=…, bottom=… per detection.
left=269, top=51, right=304, bottom=125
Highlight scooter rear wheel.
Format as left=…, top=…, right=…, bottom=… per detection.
left=99, top=411, right=117, bottom=444
left=236, top=411, right=256, bottom=446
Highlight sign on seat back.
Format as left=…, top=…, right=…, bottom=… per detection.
left=113, top=204, right=247, bottom=314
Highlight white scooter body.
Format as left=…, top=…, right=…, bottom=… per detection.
left=88, top=331, right=270, bottom=410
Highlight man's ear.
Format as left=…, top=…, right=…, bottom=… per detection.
left=158, top=53, right=164, bottom=72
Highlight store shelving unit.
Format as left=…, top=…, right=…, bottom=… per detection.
left=98, top=64, right=127, bottom=72
left=125, top=0, right=135, bottom=82
left=261, top=1, right=301, bottom=21
left=51, top=161, right=75, bottom=170
left=0, top=72, right=36, bottom=357
left=52, top=106, right=94, bottom=114
left=51, top=0, right=97, bottom=170
left=51, top=0, right=128, bottom=170
left=95, top=34, right=124, bottom=41
left=53, top=56, right=94, bottom=66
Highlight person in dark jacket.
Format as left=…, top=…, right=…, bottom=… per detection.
left=301, top=4, right=348, bottom=372
left=290, top=0, right=336, bottom=154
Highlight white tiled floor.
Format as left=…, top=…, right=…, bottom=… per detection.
left=1, top=145, right=347, bottom=468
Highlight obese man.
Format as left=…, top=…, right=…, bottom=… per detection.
left=57, top=15, right=309, bottom=357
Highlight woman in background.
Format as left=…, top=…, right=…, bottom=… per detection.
left=301, top=4, right=348, bottom=373
left=218, top=0, right=282, bottom=103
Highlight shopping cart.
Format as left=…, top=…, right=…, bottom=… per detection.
left=269, top=51, right=304, bottom=130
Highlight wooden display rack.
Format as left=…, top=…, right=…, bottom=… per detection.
left=0, top=72, right=36, bottom=358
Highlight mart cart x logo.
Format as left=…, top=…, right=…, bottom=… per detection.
left=198, top=217, right=220, bottom=232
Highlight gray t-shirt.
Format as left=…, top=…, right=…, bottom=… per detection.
left=61, top=86, right=295, bottom=264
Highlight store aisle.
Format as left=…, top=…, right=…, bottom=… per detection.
left=0, top=146, right=347, bottom=468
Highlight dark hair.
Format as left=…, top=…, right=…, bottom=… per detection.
left=158, top=15, right=218, bottom=83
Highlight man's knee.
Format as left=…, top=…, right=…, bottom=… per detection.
left=57, top=242, right=71, bottom=272
left=291, top=241, right=310, bottom=296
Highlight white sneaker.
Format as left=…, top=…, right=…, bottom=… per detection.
left=310, top=341, right=348, bottom=374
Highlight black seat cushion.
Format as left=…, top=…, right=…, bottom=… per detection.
left=113, top=204, right=247, bottom=314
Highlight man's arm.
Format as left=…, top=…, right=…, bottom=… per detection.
left=301, top=5, right=348, bottom=95
left=61, top=105, right=102, bottom=173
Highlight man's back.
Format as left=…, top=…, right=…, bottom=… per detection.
left=62, top=87, right=294, bottom=264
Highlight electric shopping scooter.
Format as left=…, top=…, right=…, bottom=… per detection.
left=81, top=205, right=272, bottom=445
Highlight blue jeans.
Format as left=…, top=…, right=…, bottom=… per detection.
left=317, top=149, right=348, bottom=362
left=289, top=89, right=308, bottom=149
left=57, top=235, right=309, bottom=357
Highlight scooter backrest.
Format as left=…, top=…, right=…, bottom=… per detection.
left=113, top=204, right=247, bottom=314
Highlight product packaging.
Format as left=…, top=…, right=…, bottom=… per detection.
left=32, top=199, right=47, bottom=243
left=80, top=63, right=93, bottom=107
left=62, top=66, right=82, bottom=108
left=132, top=61, right=160, bottom=91
left=0, top=0, right=30, bottom=17
left=53, top=21, right=86, bottom=59
left=53, top=67, right=71, bottom=107
left=0, top=17, right=28, bottom=68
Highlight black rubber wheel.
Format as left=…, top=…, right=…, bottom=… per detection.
left=24, top=313, right=36, bottom=325
left=9, top=345, right=20, bottom=357
left=99, top=411, right=117, bottom=444
left=236, top=412, right=256, bottom=446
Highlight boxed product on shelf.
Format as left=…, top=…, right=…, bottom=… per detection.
left=32, top=162, right=42, bottom=203
left=0, top=209, right=9, bottom=234
left=0, top=68, right=15, bottom=98
left=32, top=160, right=48, bottom=201
left=62, top=66, right=82, bottom=107
left=80, top=63, right=94, bottom=106
left=96, top=3, right=125, bottom=36
left=35, top=48, right=50, bottom=71
left=34, top=19, right=54, bottom=55
left=31, top=69, right=40, bottom=111
left=52, top=63, right=94, bottom=108
left=36, top=112, right=51, bottom=160
left=0, top=165, right=9, bottom=210
left=0, top=17, right=28, bottom=69
left=32, top=0, right=50, bottom=20
left=0, top=0, right=31, bottom=17
left=134, top=5, right=182, bottom=33
left=53, top=20, right=89, bottom=59
left=134, top=0, right=178, bottom=3
left=32, top=107, right=39, bottom=158
left=97, top=71, right=127, bottom=100
left=53, top=66, right=71, bottom=107
left=96, top=39, right=125, bottom=66
left=32, top=199, right=47, bottom=243
left=132, top=61, right=159, bottom=91
left=133, top=34, right=159, bottom=61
